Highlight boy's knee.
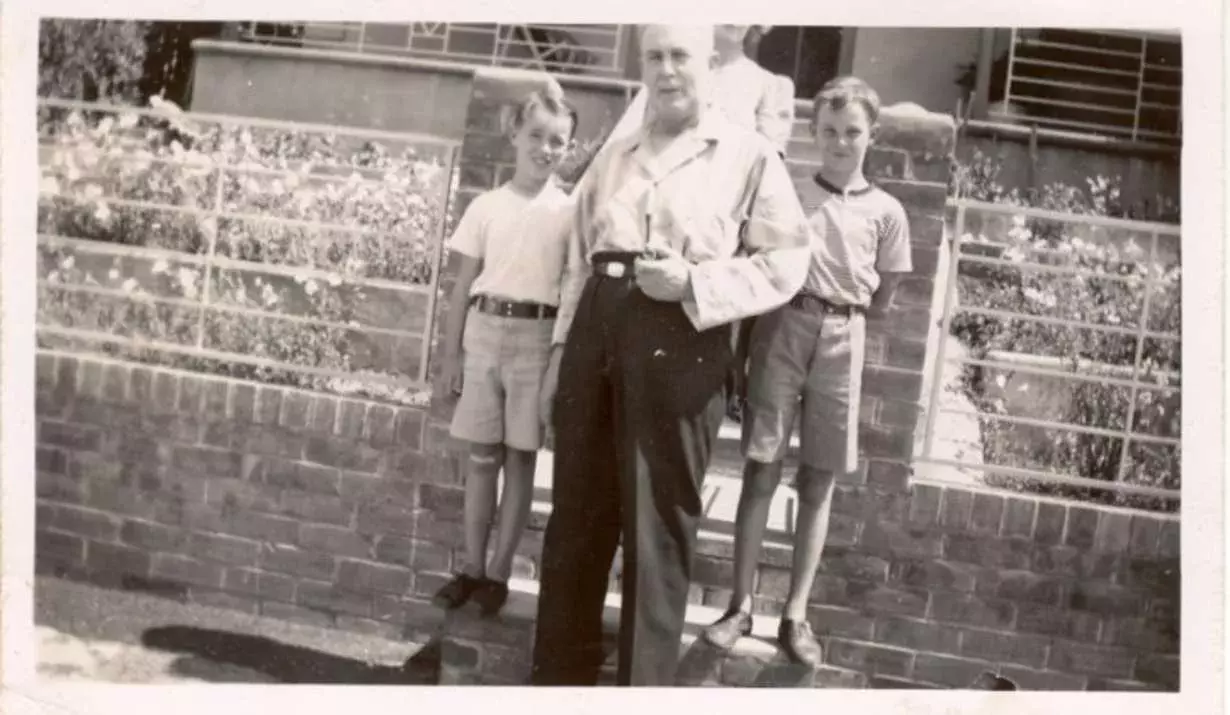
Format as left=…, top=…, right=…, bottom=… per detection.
left=795, top=465, right=836, bottom=506
left=742, top=459, right=783, bottom=499
left=469, top=443, right=506, bottom=470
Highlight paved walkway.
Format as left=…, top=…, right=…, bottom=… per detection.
left=34, top=577, right=437, bottom=684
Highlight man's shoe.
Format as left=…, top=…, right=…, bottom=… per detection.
left=701, top=609, right=753, bottom=650
left=474, top=578, right=509, bottom=617
left=778, top=619, right=823, bottom=667
left=431, top=573, right=483, bottom=610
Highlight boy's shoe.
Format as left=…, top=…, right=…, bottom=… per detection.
left=778, top=619, right=823, bottom=667
left=701, top=609, right=753, bottom=650
left=432, top=573, right=484, bottom=610
left=474, top=579, right=509, bottom=617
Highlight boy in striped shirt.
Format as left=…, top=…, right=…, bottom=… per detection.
left=702, top=76, right=913, bottom=666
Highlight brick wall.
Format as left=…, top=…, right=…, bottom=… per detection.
left=34, top=61, right=1180, bottom=691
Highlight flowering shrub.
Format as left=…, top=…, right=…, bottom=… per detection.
left=949, top=150, right=1181, bottom=511
left=37, top=99, right=455, bottom=406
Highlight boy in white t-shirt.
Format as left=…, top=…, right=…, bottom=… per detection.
left=433, top=91, right=579, bottom=616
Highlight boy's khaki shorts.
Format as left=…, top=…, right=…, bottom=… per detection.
left=740, top=300, right=866, bottom=475
left=449, top=308, right=554, bottom=452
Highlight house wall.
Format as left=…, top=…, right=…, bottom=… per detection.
left=850, top=28, right=982, bottom=115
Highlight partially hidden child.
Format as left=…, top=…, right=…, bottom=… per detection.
left=701, top=76, right=914, bottom=666
left=433, top=90, right=580, bottom=616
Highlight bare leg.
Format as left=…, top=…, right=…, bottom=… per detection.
left=486, top=447, right=538, bottom=582
left=727, top=459, right=785, bottom=613
left=781, top=465, right=836, bottom=621
left=462, top=443, right=505, bottom=578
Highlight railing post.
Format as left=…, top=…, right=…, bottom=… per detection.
left=1116, top=229, right=1160, bottom=483
left=923, top=202, right=966, bottom=458
left=971, top=28, right=996, bottom=120
left=196, top=162, right=225, bottom=349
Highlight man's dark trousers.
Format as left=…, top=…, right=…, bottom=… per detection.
left=530, top=257, right=732, bottom=686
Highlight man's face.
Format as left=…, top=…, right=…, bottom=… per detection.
left=813, top=101, right=874, bottom=174
left=640, top=25, right=714, bottom=122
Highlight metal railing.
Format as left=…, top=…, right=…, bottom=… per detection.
left=993, top=28, right=1181, bottom=143
left=240, top=22, right=628, bottom=78
left=919, top=198, right=1181, bottom=511
left=36, top=97, right=461, bottom=405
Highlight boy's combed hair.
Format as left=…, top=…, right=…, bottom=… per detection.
left=813, top=76, right=882, bottom=124
left=511, top=91, right=580, bottom=139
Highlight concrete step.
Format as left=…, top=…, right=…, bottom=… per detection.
left=437, top=576, right=867, bottom=687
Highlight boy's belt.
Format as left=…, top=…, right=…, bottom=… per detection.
left=470, top=295, right=558, bottom=320
left=789, top=292, right=864, bottom=317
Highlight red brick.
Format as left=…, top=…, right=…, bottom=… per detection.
left=1016, top=603, right=1102, bottom=641
left=861, top=366, right=924, bottom=403
left=224, top=567, right=295, bottom=602
left=862, top=521, right=943, bottom=560
left=1031, top=546, right=1121, bottom=581
left=825, top=638, right=914, bottom=678
left=337, top=400, right=368, bottom=439
left=389, top=450, right=429, bottom=481
left=907, top=483, right=943, bottom=527
left=188, top=588, right=261, bottom=614
left=969, top=493, right=1005, bottom=535
left=37, top=531, right=85, bottom=565
left=980, top=570, right=1065, bottom=606
left=913, top=653, right=994, bottom=688
left=1156, top=520, right=1179, bottom=558
left=102, top=364, right=130, bottom=402
left=1123, top=557, right=1179, bottom=593
left=171, top=445, right=243, bottom=479
left=883, top=335, right=927, bottom=371
left=1066, top=581, right=1146, bottom=617
left=891, top=277, right=933, bottom=307
left=202, top=380, right=229, bottom=419
left=356, top=501, right=419, bottom=539
left=309, top=395, right=338, bottom=434
left=395, top=409, right=426, bottom=449
left=1034, top=502, right=1066, bottom=545
left=890, top=559, right=976, bottom=593
left=296, top=579, right=372, bottom=617
left=37, top=354, right=59, bottom=387
left=177, top=375, right=204, bottom=413
left=692, top=555, right=735, bottom=589
left=280, top=490, right=353, bottom=527
left=939, top=488, right=973, bottom=530
left=997, top=664, right=1087, bottom=691
left=39, top=421, right=103, bottom=452
left=255, top=387, right=283, bottom=425
left=278, top=391, right=311, bottom=430
left=372, top=595, right=440, bottom=635
left=151, top=372, right=179, bottom=412
left=38, top=472, right=85, bottom=504
left=1064, top=506, right=1099, bottom=549
left=303, top=438, right=383, bottom=473
left=756, top=565, right=792, bottom=601
left=261, top=601, right=334, bottom=628
left=120, top=519, right=188, bottom=552
left=419, top=483, right=465, bottom=520
left=1133, top=653, right=1179, bottom=690
left=151, top=554, right=224, bottom=588
left=263, top=459, right=340, bottom=495
left=300, top=524, right=376, bottom=560
left=226, top=383, right=255, bottom=423
left=188, top=532, right=261, bottom=567
left=1000, top=497, right=1036, bottom=539
left=1100, top=616, right=1179, bottom=654
left=1128, top=516, right=1162, bottom=557
left=928, top=592, right=1016, bottom=630
left=848, top=581, right=930, bottom=618
left=807, top=573, right=851, bottom=605
left=960, top=628, right=1049, bottom=668
left=214, top=510, right=299, bottom=545
left=86, top=541, right=152, bottom=576
left=1048, top=641, right=1135, bottom=679
left=52, top=504, right=121, bottom=541
left=823, top=550, right=891, bottom=583
left=338, top=559, right=414, bottom=594
left=874, top=616, right=961, bottom=653
left=944, top=534, right=1032, bottom=570
left=206, top=476, right=281, bottom=513
left=366, top=405, right=397, bottom=447
left=261, top=542, right=337, bottom=582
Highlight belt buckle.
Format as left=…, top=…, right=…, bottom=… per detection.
left=603, top=262, right=626, bottom=279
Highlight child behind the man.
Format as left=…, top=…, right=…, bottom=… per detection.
left=433, top=89, right=579, bottom=616
left=702, top=76, right=913, bottom=666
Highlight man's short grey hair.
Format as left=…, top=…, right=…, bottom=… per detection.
left=638, top=24, right=716, bottom=51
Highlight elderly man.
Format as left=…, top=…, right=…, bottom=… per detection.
left=529, top=25, right=811, bottom=687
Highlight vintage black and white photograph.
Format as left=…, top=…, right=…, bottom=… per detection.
left=0, top=6, right=1222, bottom=707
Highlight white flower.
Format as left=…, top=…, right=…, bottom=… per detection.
left=326, top=274, right=342, bottom=287
left=108, top=268, right=121, bottom=281
left=93, top=202, right=112, bottom=224
left=83, top=184, right=104, bottom=201
left=122, top=278, right=139, bottom=293
left=118, top=112, right=140, bottom=130
left=47, top=271, right=61, bottom=285
left=60, top=256, right=76, bottom=271
left=1016, top=382, right=1030, bottom=393
left=40, top=176, right=61, bottom=196
left=152, top=259, right=169, bottom=275
left=995, top=374, right=1007, bottom=388
left=96, top=116, right=116, bottom=136
left=304, top=279, right=319, bottom=296
left=1022, top=287, right=1058, bottom=309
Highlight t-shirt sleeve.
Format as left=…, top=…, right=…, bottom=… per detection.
left=447, top=194, right=487, bottom=260
left=876, top=199, right=913, bottom=273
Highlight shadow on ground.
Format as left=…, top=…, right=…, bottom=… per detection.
left=140, top=626, right=442, bottom=685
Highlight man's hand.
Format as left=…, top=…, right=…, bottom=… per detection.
left=634, top=245, right=691, bottom=302
left=539, top=346, right=564, bottom=437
